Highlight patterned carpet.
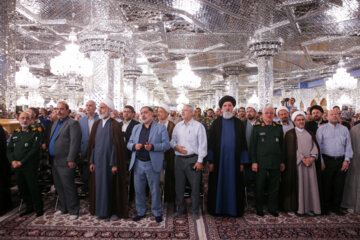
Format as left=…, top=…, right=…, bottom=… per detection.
left=1, top=195, right=360, bottom=240
left=204, top=208, right=360, bottom=239
left=0, top=196, right=198, bottom=240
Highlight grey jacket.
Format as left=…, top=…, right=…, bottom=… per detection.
left=50, top=117, right=82, bottom=167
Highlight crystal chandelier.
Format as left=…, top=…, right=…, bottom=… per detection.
left=50, top=30, right=93, bottom=77
left=15, top=57, right=40, bottom=89
left=16, top=95, right=29, bottom=106
left=172, top=57, right=201, bottom=89
left=326, top=61, right=357, bottom=90
left=337, top=94, right=352, bottom=106
left=176, top=93, right=189, bottom=105
left=247, top=92, right=259, bottom=106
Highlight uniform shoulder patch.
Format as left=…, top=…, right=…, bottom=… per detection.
left=37, top=127, right=42, bottom=132
left=14, top=128, right=20, bottom=132
left=274, top=121, right=281, bottom=125
left=255, top=121, right=261, bottom=126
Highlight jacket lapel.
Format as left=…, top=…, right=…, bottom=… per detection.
left=56, top=118, right=69, bottom=140
left=50, top=120, right=58, bottom=139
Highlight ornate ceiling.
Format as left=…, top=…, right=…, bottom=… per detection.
left=1, top=0, right=360, bottom=105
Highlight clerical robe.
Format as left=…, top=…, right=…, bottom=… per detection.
left=341, top=124, right=360, bottom=213
left=163, top=120, right=176, bottom=203
left=281, top=128, right=322, bottom=214
left=88, top=118, right=128, bottom=218
left=207, top=117, right=248, bottom=217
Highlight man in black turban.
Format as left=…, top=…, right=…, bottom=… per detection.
left=219, top=96, right=236, bottom=109
left=207, top=95, right=248, bottom=217
left=305, top=105, right=327, bottom=135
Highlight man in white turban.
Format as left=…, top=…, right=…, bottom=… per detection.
left=88, top=96, right=129, bottom=220
left=281, top=111, right=321, bottom=216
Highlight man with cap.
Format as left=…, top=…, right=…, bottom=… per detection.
left=158, top=104, right=176, bottom=203
left=316, top=109, right=353, bottom=215
left=280, top=111, right=322, bottom=216
left=49, top=101, right=81, bottom=220
left=305, top=105, right=328, bottom=134
left=88, top=96, right=129, bottom=220
left=277, top=106, right=294, bottom=136
left=250, top=104, right=285, bottom=217
left=7, top=111, right=43, bottom=217
left=207, top=96, right=249, bottom=217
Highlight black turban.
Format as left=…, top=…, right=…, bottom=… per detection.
left=310, top=105, right=324, bottom=114
left=219, top=95, right=236, bottom=108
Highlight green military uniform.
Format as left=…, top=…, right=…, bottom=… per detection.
left=7, top=126, right=43, bottom=215
left=250, top=121, right=285, bottom=213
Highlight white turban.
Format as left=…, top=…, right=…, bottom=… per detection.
left=276, top=106, right=289, bottom=116
left=245, top=103, right=258, bottom=113
left=159, top=103, right=170, bottom=114
left=291, top=111, right=306, bottom=122
left=102, top=96, right=115, bottom=111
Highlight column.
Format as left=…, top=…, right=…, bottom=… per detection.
left=248, top=35, right=282, bottom=110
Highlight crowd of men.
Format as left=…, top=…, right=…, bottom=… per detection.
left=0, top=95, right=359, bottom=223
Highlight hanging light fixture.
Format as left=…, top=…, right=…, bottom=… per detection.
left=326, top=60, right=357, bottom=90
left=247, top=92, right=259, bottom=106
left=15, top=57, right=40, bottom=89
left=50, top=29, right=93, bottom=77
left=172, top=57, right=201, bottom=89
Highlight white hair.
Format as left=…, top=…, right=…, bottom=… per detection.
left=263, top=104, right=274, bottom=112
left=183, top=104, right=194, bottom=112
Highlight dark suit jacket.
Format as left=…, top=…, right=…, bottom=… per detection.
left=120, top=120, right=139, bottom=159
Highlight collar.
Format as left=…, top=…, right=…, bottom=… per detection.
left=59, top=116, right=69, bottom=123
left=182, top=118, right=194, bottom=126
left=142, top=120, right=153, bottom=129
left=295, top=127, right=304, bottom=132
left=102, top=117, right=110, bottom=127
left=328, top=122, right=338, bottom=128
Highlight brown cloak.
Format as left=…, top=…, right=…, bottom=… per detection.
left=88, top=118, right=128, bottom=218
left=164, top=120, right=176, bottom=202
left=280, top=128, right=323, bottom=213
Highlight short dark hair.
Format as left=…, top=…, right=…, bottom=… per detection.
left=239, top=107, right=245, bottom=110
left=29, top=107, right=39, bottom=117
left=140, top=106, right=153, bottom=112
left=291, top=97, right=296, bottom=102
left=58, top=101, right=69, bottom=110
left=333, top=105, right=340, bottom=110
left=207, top=108, right=214, bottom=112
left=124, top=105, right=135, bottom=113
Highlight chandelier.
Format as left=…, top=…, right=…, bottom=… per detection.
left=176, top=93, right=189, bottom=105
left=50, top=30, right=93, bottom=77
left=326, top=61, right=357, bottom=90
left=247, top=92, right=259, bottom=106
left=172, top=57, right=201, bottom=89
left=15, top=57, right=40, bottom=89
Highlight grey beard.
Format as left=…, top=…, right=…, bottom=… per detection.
left=99, top=113, right=108, bottom=119
left=223, top=112, right=233, bottom=119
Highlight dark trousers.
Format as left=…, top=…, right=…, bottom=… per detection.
left=15, top=166, right=43, bottom=213
left=175, top=155, right=201, bottom=214
left=322, top=154, right=346, bottom=212
left=255, top=168, right=280, bottom=212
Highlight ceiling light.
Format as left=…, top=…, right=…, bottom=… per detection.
left=172, top=57, right=201, bottom=89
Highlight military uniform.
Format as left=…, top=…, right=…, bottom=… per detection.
left=250, top=121, right=285, bottom=214
left=7, top=127, right=43, bottom=215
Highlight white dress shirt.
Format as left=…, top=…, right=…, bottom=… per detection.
left=122, top=120, right=131, bottom=132
left=102, top=117, right=110, bottom=128
left=88, top=117, right=95, bottom=135
left=170, top=119, right=207, bottom=163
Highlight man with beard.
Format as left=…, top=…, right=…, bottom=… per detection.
left=120, top=105, right=139, bottom=201
left=79, top=100, right=99, bottom=197
left=305, top=105, right=327, bottom=134
left=276, top=106, right=294, bottom=135
left=316, top=110, right=353, bottom=215
left=158, top=104, right=176, bottom=203
left=7, top=112, right=43, bottom=217
left=237, top=107, right=246, bottom=121
left=207, top=96, right=248, bottom=217
left=250, top=105, right=285, bottom=217
left=88, top=97, right=128, bottom=220
left=49, top=101, right=81, bottom=220
left=281, top=111, right=321, bottom=216
left=169, top=110, right=181, bottom=124
left=128, top=106, right=170, bottom=223
left=171, top=104, right=207, bottom=220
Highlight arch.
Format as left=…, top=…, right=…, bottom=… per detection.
left=310, top=99, right=317, bottom=106
left=320, top=98, right=327, bottom=108
left=300, top=101, right=304, bottom=111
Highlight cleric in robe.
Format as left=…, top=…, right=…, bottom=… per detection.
left=88, top=96, right=128, bottom=219
left=207, top=95, right=249, bottom=217
left=280, top=111, right=322, bottom=215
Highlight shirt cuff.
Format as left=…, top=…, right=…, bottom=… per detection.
left=197, top=157, right=203, bottom=163
left=345, top=158, right=350, bottom=162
